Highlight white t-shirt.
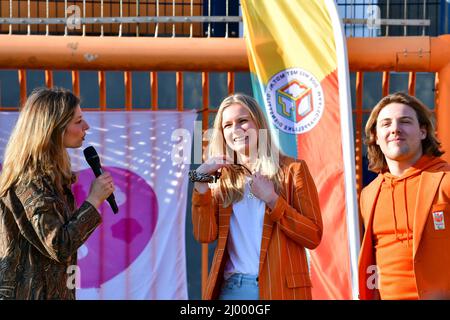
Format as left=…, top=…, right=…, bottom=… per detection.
left=224, top=178, right=266, bottom=279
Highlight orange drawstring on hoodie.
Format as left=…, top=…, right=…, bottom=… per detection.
left=388, top=179, right=400, bottom=242
left=387, top=178, right=411, bottom=247
left=403, top=179, right=411, bottom=248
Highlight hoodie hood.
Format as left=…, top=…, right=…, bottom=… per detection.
left=383, top=155, right=447, bottom=182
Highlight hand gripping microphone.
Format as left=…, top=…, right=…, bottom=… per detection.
left=83, top=146, right=119, bottom=214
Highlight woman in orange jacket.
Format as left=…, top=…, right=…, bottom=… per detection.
left=190, top=93, right=323, bottom=300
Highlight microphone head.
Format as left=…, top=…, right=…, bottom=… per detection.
left=83, top=146, right=101, bottom=169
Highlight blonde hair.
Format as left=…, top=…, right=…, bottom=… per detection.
left=208, top=93, right=283, bottom=207
left=365, top=92, right=444, bottom=173
left=0, top=87, right=80, bottom=196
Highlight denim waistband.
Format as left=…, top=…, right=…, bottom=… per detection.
left=225, top=273, right=259, bottom=285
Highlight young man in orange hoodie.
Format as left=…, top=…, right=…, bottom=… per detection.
left=358, top=92, right=450, bottom=300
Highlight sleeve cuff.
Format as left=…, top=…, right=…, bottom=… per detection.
left=192, top=188, right=212, bottom=206
left=77, top=201, right=102, bottom=227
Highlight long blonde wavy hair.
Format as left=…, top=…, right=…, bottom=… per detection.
left=207, top=93, right=284, bottom=207
left=0, top=87, right=80, bottom=197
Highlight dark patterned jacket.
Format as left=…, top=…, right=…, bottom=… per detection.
left=0, top=174, right=102, bottom=299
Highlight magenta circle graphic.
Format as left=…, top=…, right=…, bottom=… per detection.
left=73, top=166, right=158, bottom=288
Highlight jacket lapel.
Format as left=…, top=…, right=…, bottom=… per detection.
left=258, top=209, right=274, bottom=273
left=218, top=205, right=232, bottom=248
left=361, top=175, right=384, bottom=226
left=358, top=175, right=383, bottom=266
left=412, top=171, right=444, bottom=257
left=358, top=175, right=383, bottom=299
left=258, top=159, right=293, bottom=273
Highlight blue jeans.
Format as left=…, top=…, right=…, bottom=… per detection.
left=218, top=274, right=259, bottom=300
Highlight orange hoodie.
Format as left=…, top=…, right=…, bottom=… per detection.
left=372, top=155, right=447, bottom=300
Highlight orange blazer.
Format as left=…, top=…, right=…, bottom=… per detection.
left=192, top=156, right=323, bottom=300
left=358, top=162, right=450, bottom=300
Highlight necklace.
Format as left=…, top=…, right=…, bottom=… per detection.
left=247, top=178, right=255, bottom=199
left=231, top=164, right=255, bottom=199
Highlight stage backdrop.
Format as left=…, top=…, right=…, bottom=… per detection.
left=0, top=110, right=196, bottom=299
left=241, top=0, right=360, bottom=299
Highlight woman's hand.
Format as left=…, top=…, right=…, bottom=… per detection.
left=196, top=155, right=234, bottom=175
left=250, top=171, right=278, bottom=209
left=194, top=155, right=234, bottom=193
left=86, top=172, right=115, bottom=209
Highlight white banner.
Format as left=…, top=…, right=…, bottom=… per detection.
left=0, top=110, right=196, bottom=300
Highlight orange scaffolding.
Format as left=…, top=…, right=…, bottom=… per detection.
left=1, top=35, right=449, bottom=163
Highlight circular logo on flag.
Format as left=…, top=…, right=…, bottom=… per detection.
left=264, top=67, right=325, bottom=134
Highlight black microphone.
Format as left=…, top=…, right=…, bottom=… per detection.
left=83, top=146, right=119, bottom=214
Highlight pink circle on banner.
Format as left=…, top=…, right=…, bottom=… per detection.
left=73, top=166, right=158, bottom=288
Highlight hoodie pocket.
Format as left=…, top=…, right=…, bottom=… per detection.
left=429, top=203, right=450, bottom=238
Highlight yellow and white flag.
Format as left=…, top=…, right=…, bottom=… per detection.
left=242, top=0, right=360, bottom=299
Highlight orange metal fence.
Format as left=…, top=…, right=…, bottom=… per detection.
left=2, top=35, right=449, bottom=162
